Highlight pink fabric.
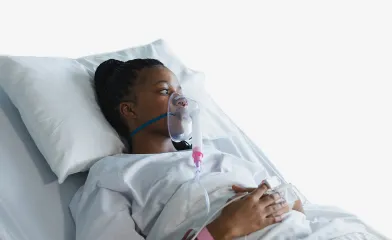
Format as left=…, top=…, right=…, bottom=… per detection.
left=182, top=227, right=214, bottom=240
left=197, top=227, right=214, bottom=240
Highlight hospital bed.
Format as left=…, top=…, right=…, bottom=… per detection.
left=0, top=40, right=388, bottom=240
left=0, top=86, right=87, bottom=240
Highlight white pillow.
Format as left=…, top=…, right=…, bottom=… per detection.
left=0, top=39, right=202, bottom=183
left=77, top=39, right=190, bottom=81
left=0, top=56, right=123, bottom=183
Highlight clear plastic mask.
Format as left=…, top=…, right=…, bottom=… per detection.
left=167, top=92, right=199, bottom=142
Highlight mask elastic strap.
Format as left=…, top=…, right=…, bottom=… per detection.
left=130, top=113, right=174, bottom=138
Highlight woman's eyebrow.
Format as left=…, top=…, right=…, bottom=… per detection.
left=153, top=80, right=181, bottom=90
left=154, top=80, right=169, bottom=86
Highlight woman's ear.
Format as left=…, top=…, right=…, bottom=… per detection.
left=119, top=102, right=137, bottom=119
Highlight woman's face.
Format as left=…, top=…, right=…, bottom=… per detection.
left=121, top=66, right=182, bottom=137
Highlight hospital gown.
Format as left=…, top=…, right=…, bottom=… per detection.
left=69, top=143, right=383, bottom=240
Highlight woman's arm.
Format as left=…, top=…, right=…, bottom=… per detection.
left=182, top=184, right=289, bottom=240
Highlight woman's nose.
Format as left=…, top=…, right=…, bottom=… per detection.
left=176, top=99, right=188, bottom=107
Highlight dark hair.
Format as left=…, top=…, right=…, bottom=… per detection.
left=94, top=58, right=191, bottom=152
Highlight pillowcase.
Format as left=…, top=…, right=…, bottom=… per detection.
left=0, top=39, right=203, bottom=183
left=0, top=56, right=124, bottom=183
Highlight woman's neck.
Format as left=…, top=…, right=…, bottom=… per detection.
left=130, top=132, right=177, bottom=154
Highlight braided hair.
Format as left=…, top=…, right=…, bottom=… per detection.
left=94, top=58, right=191, bottom=153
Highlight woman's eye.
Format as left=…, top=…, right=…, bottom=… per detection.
left=160, top=89, right=169, bottom=95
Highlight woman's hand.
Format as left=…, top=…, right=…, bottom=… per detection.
left=233, top=184, right=304, bottom=214
left=206, top=184, right=289, bottom=240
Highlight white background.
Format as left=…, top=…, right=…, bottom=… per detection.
left=1, top=0, right=391, bottom=237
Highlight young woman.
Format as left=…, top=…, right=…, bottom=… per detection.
left=76, top=58, right=303, bottom=240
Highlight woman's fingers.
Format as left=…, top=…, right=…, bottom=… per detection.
left=232, top=178, right=272, bottom=193
left=270, top=204, right=290, bottom=217
left=249, top=184, right=269, bottom=200
left=226, top=192, right=247, bottom=203
left=265, top=201, right=289, bottom=216
left=232, top=182, right=270, bottom=194
left=268, top=215, right=283, bottom=223
left=232, top=185, right=256, bottom=193
left=260, top=193, right=281, bottom=207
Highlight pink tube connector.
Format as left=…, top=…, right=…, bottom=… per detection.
left=192, top=147, right=203, bottom=167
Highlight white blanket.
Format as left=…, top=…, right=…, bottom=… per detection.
left=70, top=141, right=384, bottom=240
